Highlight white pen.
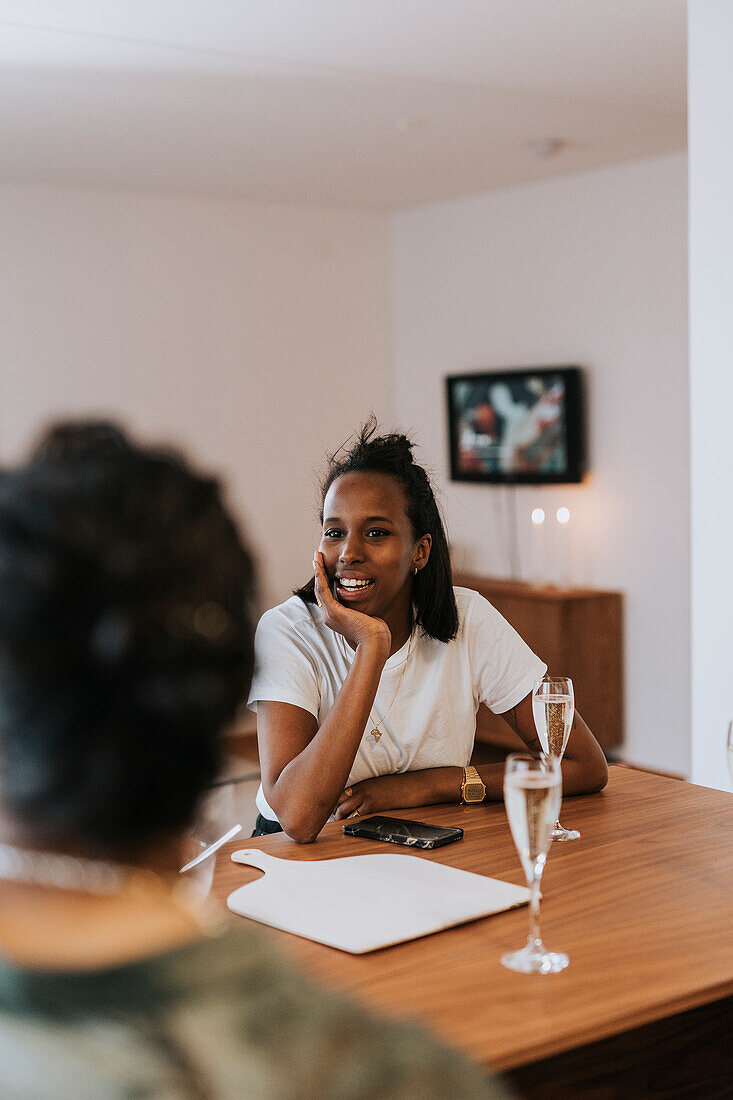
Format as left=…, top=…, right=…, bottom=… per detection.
left=179, top=824, right=242, bottom=873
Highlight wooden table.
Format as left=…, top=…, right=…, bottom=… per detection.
left=212, top=767, right=733, bottom=1097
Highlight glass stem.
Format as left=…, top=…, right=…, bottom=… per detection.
left=528, top=875, right=542, bottom=948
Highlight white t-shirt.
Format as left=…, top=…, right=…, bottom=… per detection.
left=247, top=586, right=546, bottom=823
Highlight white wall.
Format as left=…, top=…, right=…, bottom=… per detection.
left=390, top=153, right=689, bottom=775
left=0, top=183, right=390, bottom=612
left=0, top=160, right=694, bottom=777
left=688, top=1, right=733, bottom=790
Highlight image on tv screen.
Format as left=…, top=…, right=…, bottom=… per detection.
left=447, top=368, right=583, bottom=483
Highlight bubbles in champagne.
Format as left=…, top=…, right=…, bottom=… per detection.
left=504, top=772, right=561, bottom=877
left=532, top=694, right=573, bottom=758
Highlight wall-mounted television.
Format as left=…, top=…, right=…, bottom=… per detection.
left=446, top=367, right=586, bottom=485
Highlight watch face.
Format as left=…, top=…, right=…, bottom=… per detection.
left=465, top=784, right=484, bottom=801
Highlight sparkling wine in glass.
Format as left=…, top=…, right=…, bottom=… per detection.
left=532, top=674, right=580, bottom=842
left=501, top=753, right=568, bottom=974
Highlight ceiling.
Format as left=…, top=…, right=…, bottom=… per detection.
left=0, top=1, right=687, bottom=209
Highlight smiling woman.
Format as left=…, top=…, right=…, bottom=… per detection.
left=247, top=419, right=607, bottom=842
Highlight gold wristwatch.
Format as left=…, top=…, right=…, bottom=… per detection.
left=461, top=766, right=486, bottom=804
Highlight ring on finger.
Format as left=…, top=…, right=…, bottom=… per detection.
left=343, top=787, right=353, bottom=798
left=353, top=809, right=360, bottom=817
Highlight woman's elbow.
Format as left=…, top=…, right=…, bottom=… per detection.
left=268, top=798, right=325, bottom=844
left=587, top=754, right=609, bottom=793
left=567, top=753, right=608, bottom=795
left=281, top=827, right=316, bottom=844
left=278, top=814, right=319, bottom=844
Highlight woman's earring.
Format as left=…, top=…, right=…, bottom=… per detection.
left=413, top=567, right=418, bottom=576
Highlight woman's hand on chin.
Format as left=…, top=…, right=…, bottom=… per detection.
left=313, top=551, right=390, bottom=656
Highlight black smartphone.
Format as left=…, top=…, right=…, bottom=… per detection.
left=342, top=815, right=463, bottom=849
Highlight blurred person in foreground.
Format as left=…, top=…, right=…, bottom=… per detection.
left=0, top=421, right=504, bottom=1099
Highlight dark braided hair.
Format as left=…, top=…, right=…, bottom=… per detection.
left=295, top=418, right=458, bottom=643
left=0, top=420, right=256, bottom=858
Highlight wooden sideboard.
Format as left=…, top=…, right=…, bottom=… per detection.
left=454, top=573, right=623, bottom=752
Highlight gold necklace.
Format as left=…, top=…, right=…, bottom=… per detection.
left=337, top=629, right=414, bottom=743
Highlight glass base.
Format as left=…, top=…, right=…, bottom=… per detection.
left=501, top=940, right=569, bottom=974
left=551, top=820, right=580, bottom=842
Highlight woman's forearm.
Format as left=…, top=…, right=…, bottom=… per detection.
left=334, top=765, right=498, bottom=818
left=267, top=638, right=389, bottom=840
left=337, top=751, right=602, bottom=819
left=374, top=741, right=606, bottom=812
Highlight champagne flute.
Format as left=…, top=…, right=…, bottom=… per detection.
left=532, top=674, right=580, bottom=842
left=501, top=753, right=568, bottom=974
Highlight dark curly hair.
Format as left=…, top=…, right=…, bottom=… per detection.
left=0, top=421, right=256, bottom=858
left=295, top=418, right=458, bottom=643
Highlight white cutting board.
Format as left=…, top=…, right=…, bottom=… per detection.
left=227, top=849, right=530, bottom=954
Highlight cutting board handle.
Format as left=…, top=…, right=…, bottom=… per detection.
left=230, top=849, right=280, bottom=872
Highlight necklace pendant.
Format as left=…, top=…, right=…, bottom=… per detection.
left=370, top=728, right=382, bottom=743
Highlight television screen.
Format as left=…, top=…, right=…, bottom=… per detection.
left=446, top=367, right=585, bottom=484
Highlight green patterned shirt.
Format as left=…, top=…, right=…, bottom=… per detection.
left=0, top=925, right=508, bottom=1099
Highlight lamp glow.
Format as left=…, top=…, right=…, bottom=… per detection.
left=531, top=508, right=545, bottom=525
left=556, top=507, right=570, bottom=525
